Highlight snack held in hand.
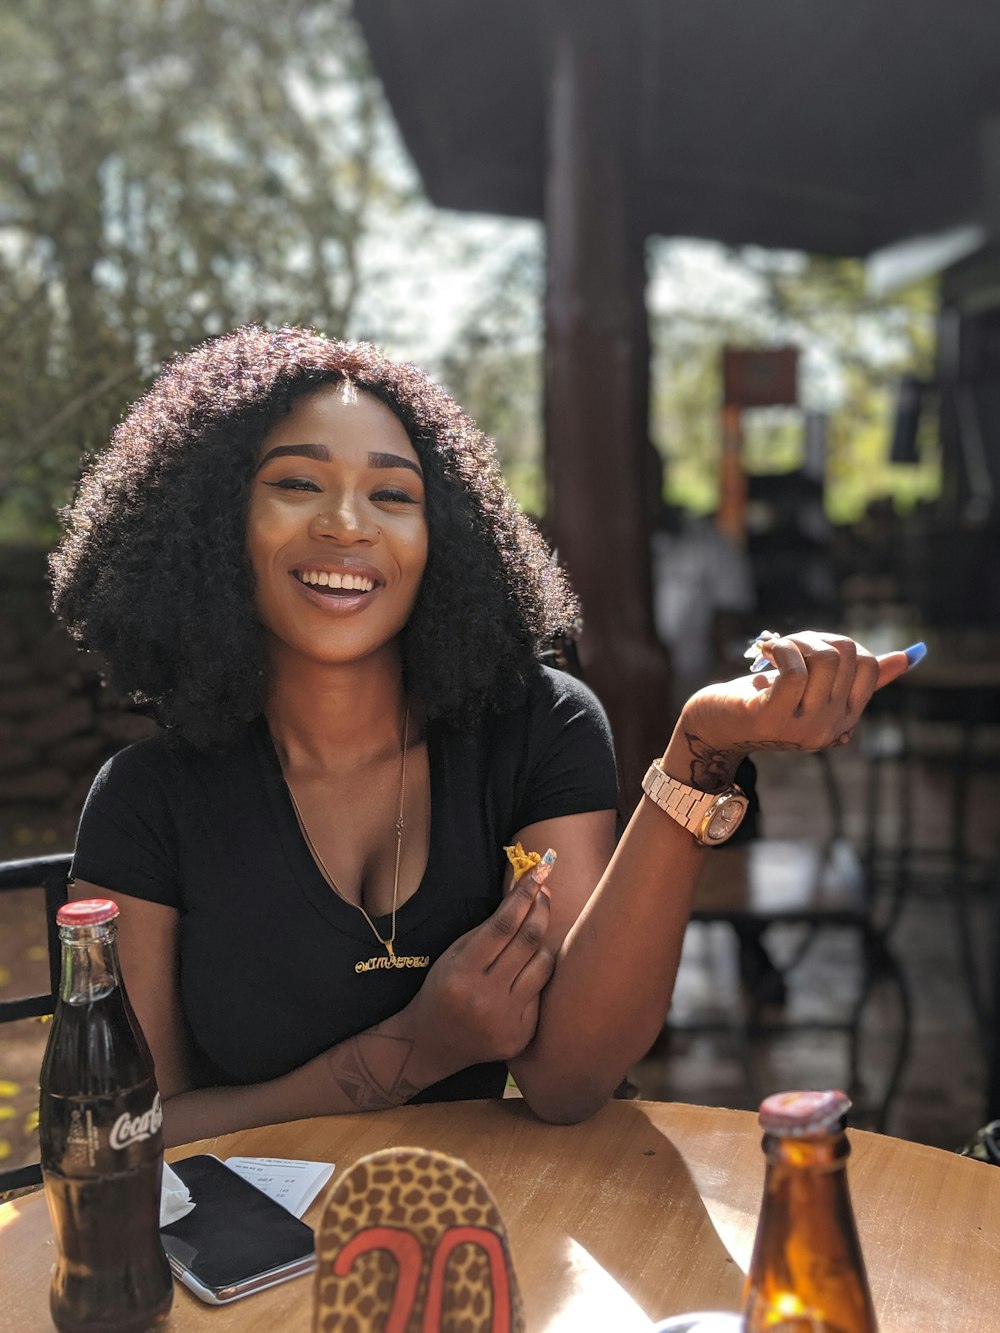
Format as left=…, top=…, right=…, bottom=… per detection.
left=504, top=844, right=558, bottom=885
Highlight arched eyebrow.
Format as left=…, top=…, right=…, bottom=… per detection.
left=368, top=451, right=423, bottom=478
left=255, top=444, right=423, bottom=477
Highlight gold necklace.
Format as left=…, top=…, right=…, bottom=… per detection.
left=285, top=704, right=429, bottom=973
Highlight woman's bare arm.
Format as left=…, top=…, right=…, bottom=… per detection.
left=505, top=783, right=701, bottom=1122
left=509, top=633, right=912, bottom=1123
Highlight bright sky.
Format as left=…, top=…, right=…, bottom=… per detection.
left=354, top=209, right=541, bottom=364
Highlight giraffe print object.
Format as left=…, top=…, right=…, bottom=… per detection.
left=313, top=1145, right=525, bottom=1333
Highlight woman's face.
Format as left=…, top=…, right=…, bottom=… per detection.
left=246, top=384, right=428, bottom=671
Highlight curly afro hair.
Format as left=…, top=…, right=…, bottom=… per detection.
left=50, top=325, right=580, bottom=748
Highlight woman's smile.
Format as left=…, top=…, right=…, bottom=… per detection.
left=295, top=567, right=378, bottom=594
left=291, top=557, right=384, bottom=601
left=246, top=384, right=428, bottom=667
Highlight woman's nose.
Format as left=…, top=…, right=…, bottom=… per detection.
left=309, top=497, right=378, bottom=543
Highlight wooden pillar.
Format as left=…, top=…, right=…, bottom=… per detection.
left=543, top=0, right=672, bottom=809
left=717, top=405, right=748, bottom=547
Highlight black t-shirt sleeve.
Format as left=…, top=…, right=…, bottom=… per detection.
left=509, top=667, right=619, bottom=830
left=71, top=741, right=183, bottom=909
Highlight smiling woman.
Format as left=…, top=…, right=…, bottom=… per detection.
left=247, top=387, right=429, bottom=674
left=51, top=327, right=573, bottom=748
left=47, top=324, right=911, bottom=1148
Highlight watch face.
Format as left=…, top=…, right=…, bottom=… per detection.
left=706, top=795, right=746, bottom=842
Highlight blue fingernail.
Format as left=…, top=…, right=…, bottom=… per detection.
left=903, top=641, right=927, bottom=668
left=749, top=655, right=770, bottom=673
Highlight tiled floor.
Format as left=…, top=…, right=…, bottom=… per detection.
left=631, top=736, right=999, bottom=1151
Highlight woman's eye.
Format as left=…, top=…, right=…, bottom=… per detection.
left=265, top=477, right=321, bottom=492
left=371, top=487, right=418, bottom=504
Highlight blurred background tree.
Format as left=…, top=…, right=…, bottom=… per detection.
left=433, top=237, right=940, bottom=527
left=0, top=0, right=940, bottom=543
left=0, top=0, right=407, bottom=541
left=648, top=244, right=940, bottom=524
left=436, top=244, right=545, bottom=516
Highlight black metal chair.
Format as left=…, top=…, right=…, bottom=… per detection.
left=670, top=752, right=913, bottom=1132
left=861, top=678, right=1000, bottom=1028
left=0, top=853, right=72, bottom=1193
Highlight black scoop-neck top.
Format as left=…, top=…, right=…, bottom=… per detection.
left=72, top=667, right=618, bottom=1100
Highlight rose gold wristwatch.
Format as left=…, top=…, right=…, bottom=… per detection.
left=641, top=758, right=749, bottom=845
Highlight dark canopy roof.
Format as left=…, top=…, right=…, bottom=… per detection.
left=355, top=0, right=1000, bottom=257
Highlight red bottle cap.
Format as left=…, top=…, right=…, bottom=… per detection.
left=758, top=1089, right=851, bottom=1136
left=56, top=899, right=120, bottom=926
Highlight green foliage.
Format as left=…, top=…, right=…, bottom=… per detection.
left=0, top=4, right=943, bottom=541
left=441, top=241, right=942, bottom=528
left=650, top=246, right=940, bottom=523
left=0, top=0, right=403, bottom=538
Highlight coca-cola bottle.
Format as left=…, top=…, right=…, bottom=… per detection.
left=742, top=1089, right=877, bottom=1332
left=39, top=898, right=173, bottom=1333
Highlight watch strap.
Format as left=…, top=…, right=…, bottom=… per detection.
left=641, top=760, right=720, bottom=832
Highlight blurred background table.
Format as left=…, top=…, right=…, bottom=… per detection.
left=3, top=1098, right=1000, bottom=1331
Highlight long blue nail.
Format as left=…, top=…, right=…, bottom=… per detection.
left=749, top=655, right=771, bottom=673
left=903, top=641, right=927, bottom=668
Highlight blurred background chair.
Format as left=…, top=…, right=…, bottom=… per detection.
left=858, top=647, right=1000, bottom=1116
left=666, top=751, right=912, bottom=1132
left=0, top=853, right=71, bottom=1193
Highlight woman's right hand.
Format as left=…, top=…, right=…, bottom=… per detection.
left=667, top=630, right=911, bottom=790
left=404, top=873, right=556, bottom=1080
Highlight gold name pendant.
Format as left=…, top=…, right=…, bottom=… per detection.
left=355, top=953, right=430, bottom=974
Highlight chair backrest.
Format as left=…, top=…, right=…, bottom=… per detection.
left=0, top=852, right=72, bottom=1193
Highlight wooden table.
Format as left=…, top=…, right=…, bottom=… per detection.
left=2, top=1098, right=998, bottom=1331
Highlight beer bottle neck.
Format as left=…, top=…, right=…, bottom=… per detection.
left=762, top=1127, right=850, bottom=1173
left=59, top=922, right=123, bottom=1004
left=743, top=1130, right=877, bottom=1332
left=756, top=1131, right=855, bottom=1249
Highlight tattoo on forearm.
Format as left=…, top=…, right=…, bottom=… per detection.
left=327, top=1030, right=423, bottom=1110
left=684, top=730, right=800, bottom=790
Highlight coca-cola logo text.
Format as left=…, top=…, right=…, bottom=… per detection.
left=109, top=1092, right=163, bottom=1150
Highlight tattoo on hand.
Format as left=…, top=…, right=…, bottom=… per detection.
left=685, top=731, right=743, bottom=791
left=685, top=730, right=800, bottom=790
left=328, top=1030, right=423, bottom=1110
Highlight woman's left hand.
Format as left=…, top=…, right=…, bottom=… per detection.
left=669, top=631, right=911, bottom=789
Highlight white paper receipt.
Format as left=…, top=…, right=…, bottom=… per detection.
left=223, top=1156, right=335, bottom=1218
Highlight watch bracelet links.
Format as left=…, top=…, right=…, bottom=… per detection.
left=641, top=759, right=713, bottom=830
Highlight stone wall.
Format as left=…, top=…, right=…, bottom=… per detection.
left=0, top=547, right=156, bottom=821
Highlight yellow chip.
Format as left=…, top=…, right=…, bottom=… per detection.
left=503, top=842, right=542, bottom=884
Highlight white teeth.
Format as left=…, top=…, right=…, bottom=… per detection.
left=299, top=570, right=374, bottom=592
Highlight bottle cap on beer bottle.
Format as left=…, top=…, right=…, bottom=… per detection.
left=758, top=1089, right=851, bottom=1137
left=56, top=898, right=120, bottom=927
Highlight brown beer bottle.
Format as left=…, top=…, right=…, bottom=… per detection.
left=741, top=1089, right=877, bottom=1333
